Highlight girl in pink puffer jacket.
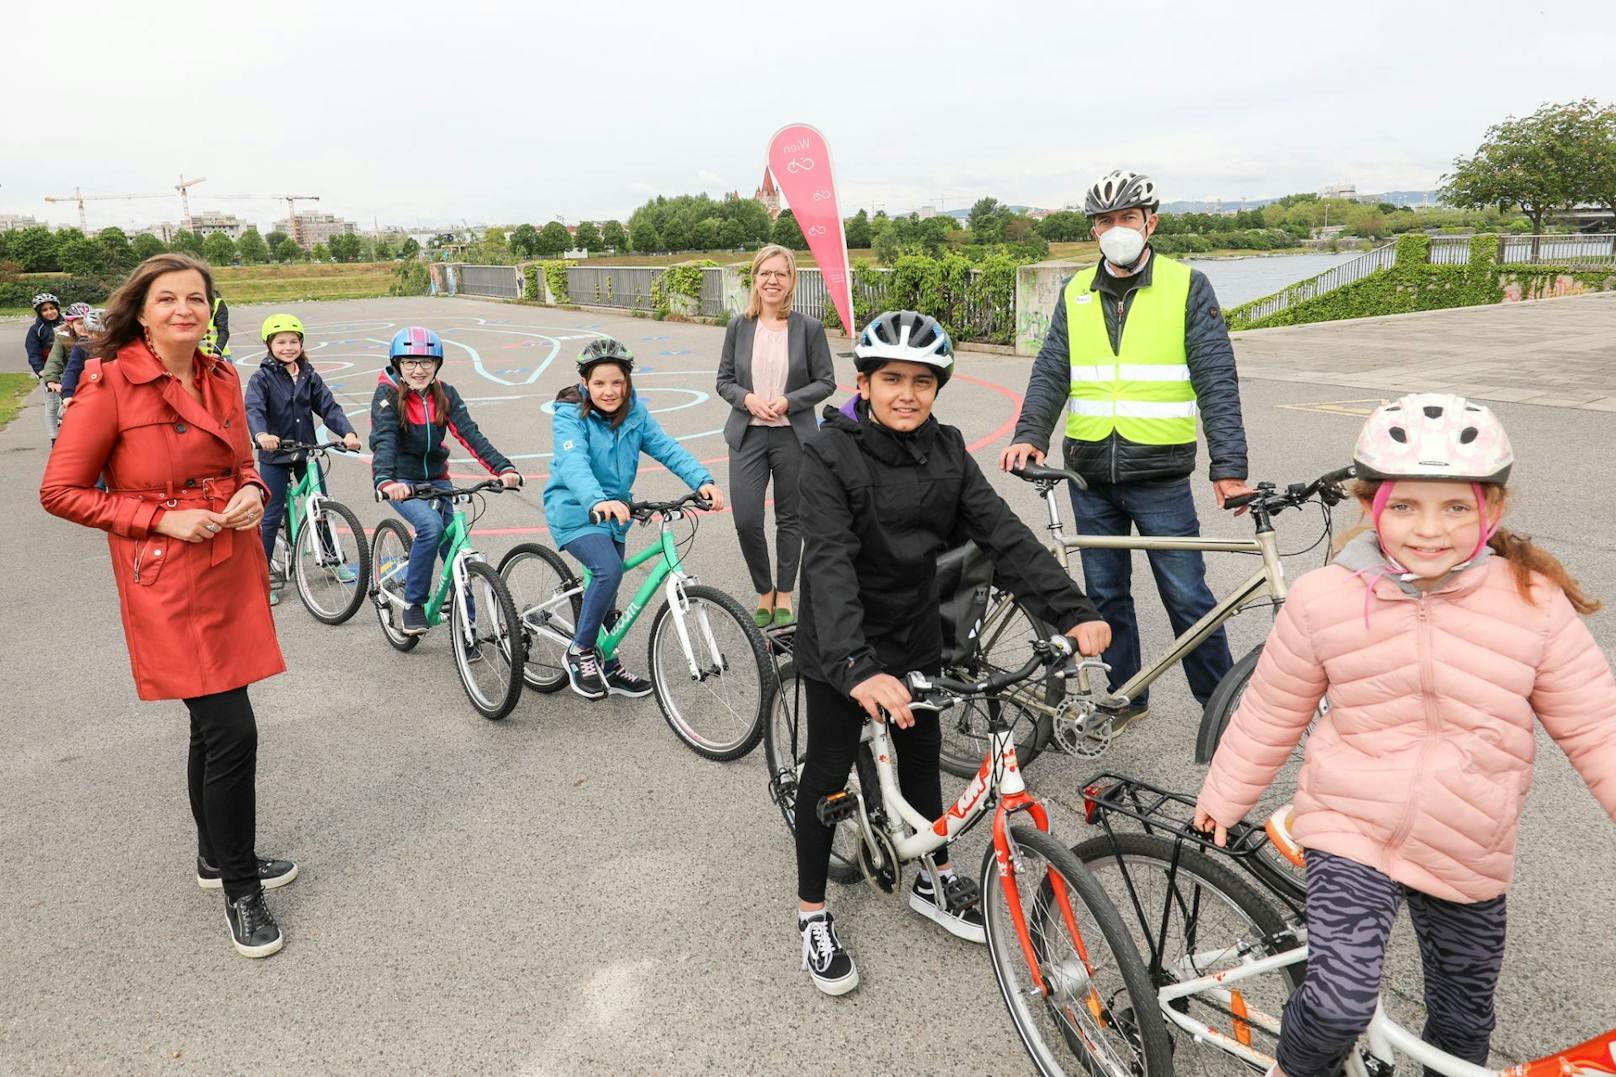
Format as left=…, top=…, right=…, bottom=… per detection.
left=1195, top=394, right=1616, bottom=1077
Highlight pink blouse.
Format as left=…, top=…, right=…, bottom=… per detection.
left=748, top=323, right=791, bottom=428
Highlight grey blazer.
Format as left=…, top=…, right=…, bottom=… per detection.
left=714, top=311, right=836, bottom=451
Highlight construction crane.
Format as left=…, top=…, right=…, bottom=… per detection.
left=282, top=196, right=320, bottom=248
left=43, top=187, right=170, bottom=232
left=175, top=175, right=207, bottom=223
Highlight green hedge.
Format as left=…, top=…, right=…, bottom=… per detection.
left=1223, top=234, right=1610, bottom=330
left=1, top=275, right=117, bottom=308
left=522, top=261, right=573, bottom=303
left=819, top=253, right=1016, bottom=344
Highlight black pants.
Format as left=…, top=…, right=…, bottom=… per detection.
left=730, top=425, right=803, bottom=595
left=183, top=687, right=260, bottom=901
left=794, top=674, right=942, bottom=904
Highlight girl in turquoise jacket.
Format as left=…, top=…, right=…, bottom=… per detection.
left=542, top=338, right=725, bottom=700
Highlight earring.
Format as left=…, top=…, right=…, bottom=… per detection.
left=143, top=325, right=158, bottom=355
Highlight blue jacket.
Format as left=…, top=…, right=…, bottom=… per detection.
left=61, top=344, right=91, bottom=398
left=245, top=357, right=357, bottom=465
left=25, top=316, right=59, bottom=375
left=543, top=389, right=714, bottom=548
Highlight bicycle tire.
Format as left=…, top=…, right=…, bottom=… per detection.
left=450, top=560, right=527, bottom=720
left=498, top=542, right=579, bottom=693
left=938, top=596, right=1054, bottom=780
left=370, top=518, right=419, bottom=653
left=1072, top=830, right=1304, bottom=1074
left=647, top=583, right=769, bottom=761
left=981, top=825, right=1173, bottom=1077
left=291, top=499, right=371, bottom=625
left=761, top=658, right=861, bottom=885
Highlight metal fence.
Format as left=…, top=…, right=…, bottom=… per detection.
left=1427, top=236, right=1473, bottom=265
left=793, top=267, right=890, bottom=326
left=1500, top=233, right=1616, bottom=264
left=457, top=264, right=523, bottom=299
left=699, top=267, right=725, bottom=318
left=1233, top=242, right=1398, bottom=323
left=565, top=266, right=665, bottom=312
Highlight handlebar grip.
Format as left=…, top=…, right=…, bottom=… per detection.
left=1224, top=490, right=1260, bottom=510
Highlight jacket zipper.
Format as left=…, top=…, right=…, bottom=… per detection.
left=1384, top=594, right=1438, bottom=857
left=1108, top=297, right=1125, bottom=484
left=421, top=390, right=433, bottom=478
left=133, top=540, right=148, bottom=584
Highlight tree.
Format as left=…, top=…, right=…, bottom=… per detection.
left=1038, top=210, right=1090, bottom=242
left=95, top=227, right=136, bottom=271
left=236, top=228, right=269, bottom=264
left=629, top=218, right=660, bottom=253
left=509, top=223, right=539, bottom=258
left=573, top=220, right=602, bottom=251
left=771, top=209, right=807, bottom=250
left=1442, top=99, right=1613, bottom=239
left=374, top=237, right=395, bottom=261
left=400, top=237, right=421, bottom=259
left=132, top=232, right=167, bottom=261
left=844, top=209, right=871, bottom=249
left=601, top=220, right=627, bottom=251
left=328, top=233, right=365, bottom=263
left=169, top=230, right=205, bottom=257
left=871, top=218, right=899, bottom=265
left=718, top=218, right=746, bottom=249
left=203, top=233, right=237, bottom=265
left=9, top=227, right=58, bottom=271
left=538, top=221, right=572, bottom=257
left=661, top=216, right=690, bottom=251
left=311, top=243, right=331, bottom=263
left=59, top=235, right=106, bottom=276
left=479, top=227, right=510, bottom=261
left=272, top=237, right=301, bottom=263
left=968, top=197, right=1013, bottom=243
left=690, top=217, right=721, bottom=251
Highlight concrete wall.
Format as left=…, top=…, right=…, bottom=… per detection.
left=1015, top=260, right=1086, bottom=356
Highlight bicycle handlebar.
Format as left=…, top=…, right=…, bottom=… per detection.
left=1223, top=465, right=1356, bottom=516
left=589, top=491, right=713, bottom=525
left=373, top=478, right=510, bottom=503
left=905, top=635, right=1077, bottom=703
left=274, top=439, right=358, bottom=455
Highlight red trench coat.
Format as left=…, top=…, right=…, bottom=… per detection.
left=40, top=341, right=286, bottom=700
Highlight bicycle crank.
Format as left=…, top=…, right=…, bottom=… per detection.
left=856, top=824, right=901, bottom=896
left=1051, top=698, right=1113, bottom=758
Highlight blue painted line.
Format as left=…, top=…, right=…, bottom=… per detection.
left=658, top=349, right=689, bottom=356
left=642, top=335, right=669, bottom=341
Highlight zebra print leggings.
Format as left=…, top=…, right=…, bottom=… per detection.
left=1278, top=849, right=1507, bottom=1077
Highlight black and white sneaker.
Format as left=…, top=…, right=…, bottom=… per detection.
left=799, top=911, right=858, bottom=996
left=198, top=855, right=299, bottom=891
left=910, top=873, right=985, bottom=944
left=602, top=657, right=654, bottom=698
left=565, top=646, right=608, bottom=700
left=402, top=604, right=430, bottom=636
left=224, top=889, right=283, bottom=959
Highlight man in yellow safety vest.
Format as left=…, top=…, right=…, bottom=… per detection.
left=1001, top=170, right=1253, bottom=725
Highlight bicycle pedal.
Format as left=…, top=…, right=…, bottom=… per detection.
left=816, top=790, right=858, bottom=827
left=942, top=874, right=980, bottom=911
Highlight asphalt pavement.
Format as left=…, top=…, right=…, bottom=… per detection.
left=3, top=295, right=1613, bottom=1074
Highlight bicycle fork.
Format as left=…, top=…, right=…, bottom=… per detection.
left=664, top=574, right=723, bottom=681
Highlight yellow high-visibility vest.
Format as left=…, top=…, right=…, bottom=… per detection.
left=204, top=296, right=231, bottom=358
left=1064, top=254, right=1195, bottom=446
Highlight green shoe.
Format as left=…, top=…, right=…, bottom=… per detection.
left=753, top=608, right=773, bottom=629
left=268, top=589, right=281, bottom=607
left=772, top=607, right=795, bottom=627
left=334, top=563, right=357, bottom=584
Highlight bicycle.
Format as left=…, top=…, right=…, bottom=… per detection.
left=263, top=440, right=372, bottom=625
left=369, top=480, right=526, bottom=720
left=938, top=463, right=1355, bottom=814
left=763, top=636, right=1173, bottom=1077
left=496, top=492, right=770, bottom=761
left=1067, top=773, right=1616, bottom=1077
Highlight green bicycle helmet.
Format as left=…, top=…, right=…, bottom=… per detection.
left=577, top=337, right=634, bottom=377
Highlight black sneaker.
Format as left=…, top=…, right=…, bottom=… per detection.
left=198, top=855, right=299, bottom=891
left=224, top=889, right=283, bottom=959
left=565, top=646, right=608, bottom=700
left=402, top=604, right=430, bottom=636
left=910, top=874, right=985, bottom=944
left=1112, top=701, right=1149, bottom=732
left=602, top=657, right=653, bottom=698
left=799, top=911, right=858, bottom=996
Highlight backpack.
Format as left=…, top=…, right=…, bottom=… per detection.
left=935, top=540, right=995, bottom=668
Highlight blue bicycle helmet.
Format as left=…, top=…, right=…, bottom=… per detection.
left=389, top=326, right=444, bottom=373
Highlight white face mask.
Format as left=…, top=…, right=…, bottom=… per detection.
left=1098, top=225, right=1147, bottom=268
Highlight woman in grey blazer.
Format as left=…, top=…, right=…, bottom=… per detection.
left=715, top=244, right=836, bottom=627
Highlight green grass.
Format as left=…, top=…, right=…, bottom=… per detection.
left=0, top=373, right=37, bottom=433
left=0, top=307, right=32, bottom=317
left=212, top=262, right=397, bottom=303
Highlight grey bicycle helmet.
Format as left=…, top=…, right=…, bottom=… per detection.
left=577, top=337, right=634, bottom=375
left=1084, top=170, right=1160, bottom=216
left=854, top=310, right=954, bottom=387
left=32, top=292, right=60, bottom=312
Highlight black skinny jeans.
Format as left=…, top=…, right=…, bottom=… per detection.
left=794, top=674, right=942, bottom=905
left=183, top=687, right=260, bottom=901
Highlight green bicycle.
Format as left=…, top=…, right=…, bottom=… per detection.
left=265, top=440, right=372, bottom=625
left=497, top=492, right=771, bottom=761
left=370, top=480, right=527, bottom=721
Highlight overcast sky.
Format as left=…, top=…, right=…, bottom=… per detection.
left=6, top=0, right=1614, bottom=233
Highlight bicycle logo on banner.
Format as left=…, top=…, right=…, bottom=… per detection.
left=784, top=157, right=816, bottom=174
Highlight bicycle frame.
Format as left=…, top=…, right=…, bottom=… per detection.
left=373, top=507, right=478, bottom=629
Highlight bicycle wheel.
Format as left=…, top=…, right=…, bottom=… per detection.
left=450, top=560, right=526, bottom=720
left=370, top=519, right=418, bottom=653
left=498, top=542, right=579, bottom=693
left=761, top=658, right=861, bottom=885
left=647, top=583, right=769, bottom=761
left=1195, top=642, right=1323, bottom=887
left=981, top=825, right=1172, bottom=1077
left=1073, top=831, right=1304, bottom=1076
left=291, top=499, right=371, bottom=625
left=938, top=597, right=1053, bottom=780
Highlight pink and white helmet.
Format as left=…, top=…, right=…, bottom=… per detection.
left=1353, top=393, right=1513, bottom=486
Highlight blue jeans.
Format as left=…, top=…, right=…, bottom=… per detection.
left=258, top=457, right=317, bottom=561
left=1069, top=476, right=1232, bottom=707
left=562, top=533, right=626, bottom=651
left=391, top=480, right=455, bottom=606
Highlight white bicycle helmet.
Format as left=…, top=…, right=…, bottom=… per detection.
left=1354, top=393, right=1513, bottom=485
left=32, top=292, right=60, bottom=312
left=63, top=302, right=92, bottom=320
left=854, top=310, right=954, bottom=387
left=83, top=309, right=107, bottom=334
left=1084, top=171, right=1160, bottom=216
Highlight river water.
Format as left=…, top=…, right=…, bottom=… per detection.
left=1183, top=251, right=1364, bottom=306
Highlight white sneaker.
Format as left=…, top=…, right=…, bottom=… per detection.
left=909, top=874, right=986, bottom=944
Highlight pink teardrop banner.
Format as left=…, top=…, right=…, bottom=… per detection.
left=767, top=123, right=855, bottom=336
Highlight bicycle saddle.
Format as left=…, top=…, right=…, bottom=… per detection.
left=1011, top=462, right=1087, bottom=490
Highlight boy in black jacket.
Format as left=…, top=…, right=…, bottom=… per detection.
left=791, top=310, right=1110, bottom=996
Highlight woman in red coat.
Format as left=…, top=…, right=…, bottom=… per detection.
left=41, top=253, right=295, bottom=959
